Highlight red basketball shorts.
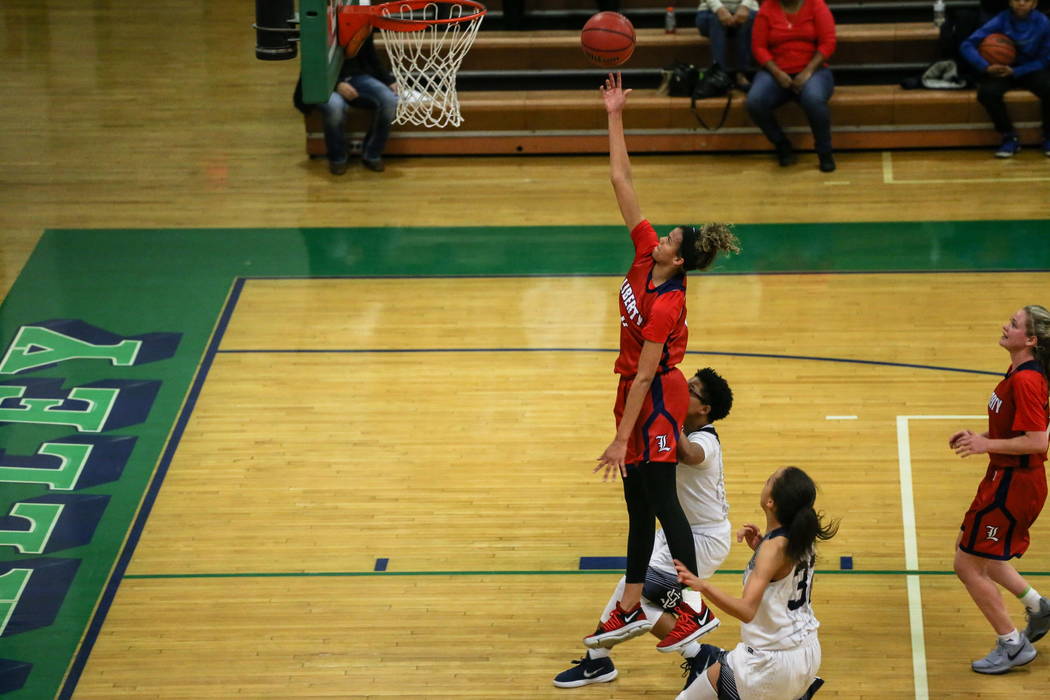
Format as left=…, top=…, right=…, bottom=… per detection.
left=959, top=464, right=1048, bottom=560
left=614, top=368, right=688, bottom=465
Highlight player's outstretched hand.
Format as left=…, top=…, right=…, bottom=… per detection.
left=737, top=523, right=763, bottom=550
left=674, top=558, right=702, bottom=589
left=601, top=72, right=632, bottom=114
left=594, top=439, right=628, bottom=481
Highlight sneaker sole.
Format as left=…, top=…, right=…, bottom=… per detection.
left=583, top=621, right=653, bottom=649
left=994, top=152, right=1018, bottom=158
left=655, top=616, right=721, bottom=653
left=552, top=668, right=618, bottom=688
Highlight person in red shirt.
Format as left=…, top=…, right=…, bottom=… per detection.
left=747, top=0, right=838, bottom=171
left=592, top=72, right=740, bottom=653
left=950, top=305, right=1050, bottom=674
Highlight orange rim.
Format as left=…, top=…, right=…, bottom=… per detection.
left=372, top=0, right=486, bottom=31
left=338, top=1, right=485, bottom=44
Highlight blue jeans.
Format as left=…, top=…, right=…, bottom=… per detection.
left=746, top=67, right=835, bottom=153
left=695, top=10, right=754, bottom=73
left=317, top=74, right=398, bottom=163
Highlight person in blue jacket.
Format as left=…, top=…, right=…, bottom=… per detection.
left=961, top=0, right=1050, bottom=157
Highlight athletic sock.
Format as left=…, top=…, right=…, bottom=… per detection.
left=1018, top=585, right=1044, bottom=613
left=997, top=629, right=1021, bottom=645
left=679, top=640, right=702, bottom=659
left=588, top=647, right=611, bottom=660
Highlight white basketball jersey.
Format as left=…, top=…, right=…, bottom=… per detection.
left=676, top=426, right=730, bottom=527
left=740, top=531, right=820, bottom=650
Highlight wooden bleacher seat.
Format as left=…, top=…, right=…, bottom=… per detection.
left=307, top=84, right=1040, bottom=155
left=458, top=23, right=942, bottom=70
left=304, top=22, right=1043, bottom=156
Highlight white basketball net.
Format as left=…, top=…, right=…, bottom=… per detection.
left=378, top=2, right=484, bottom=128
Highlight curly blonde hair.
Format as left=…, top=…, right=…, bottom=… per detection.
left=682, top=222, right=740, bottom=272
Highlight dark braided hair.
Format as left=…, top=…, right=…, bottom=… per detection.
left=770, top=467, right=839, bottom=565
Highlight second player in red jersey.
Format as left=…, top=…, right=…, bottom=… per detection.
left=593, top=72, right=740, bottom=654
left=949, top=305, right=1050, bottom=674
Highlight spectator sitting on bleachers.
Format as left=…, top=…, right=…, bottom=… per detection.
left=960, top=0, right=1050, bottom=158
left=293, top=33, right=399, bottom=174
left=747, top=0, right=838, bottom=172
left=696, top=1, right=760, bottom=90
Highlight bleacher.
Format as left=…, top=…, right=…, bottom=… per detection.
left=308, top=0, right=1042, bottom=155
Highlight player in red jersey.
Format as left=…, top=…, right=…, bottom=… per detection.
left=950, top=305, right=1050, bottom=674
left=592, top=72, right=740, bottom=653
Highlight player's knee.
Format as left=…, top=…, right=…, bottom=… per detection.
left=643, top=572, right=684, bottom=611
left=953, top=549, right=981, bottom=581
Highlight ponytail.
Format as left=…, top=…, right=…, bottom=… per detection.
left=1024, top=305, right=1050, bottom=379
left=679, top=223, right=740, bottom=272
left=771, top=466, right=839, bottom=564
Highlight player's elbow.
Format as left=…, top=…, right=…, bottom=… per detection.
left=1034, top=431, right=1049, bottom=455
left=679, top=449, right=706, bottom=467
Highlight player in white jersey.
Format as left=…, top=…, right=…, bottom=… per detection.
left=674, top=466, right=838, bottom=700
left=553, top=368, right=735, bottom=689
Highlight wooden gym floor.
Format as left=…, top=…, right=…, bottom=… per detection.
left=2, top=2, right=1050, bottom=699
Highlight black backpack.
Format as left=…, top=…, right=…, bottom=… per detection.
left=660, top=61, right=701, bottom=98
left=659, top=61, right=733, bottom=130
left=693, top=63, right=732, bottom=99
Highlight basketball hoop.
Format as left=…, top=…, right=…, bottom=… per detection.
left=338, top=1, right=486, bottom=128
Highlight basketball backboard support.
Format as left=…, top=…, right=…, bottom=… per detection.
left=299, top=0, right=362, bottom=104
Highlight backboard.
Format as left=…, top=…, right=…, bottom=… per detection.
left=299, top=0, right=360, bottom=104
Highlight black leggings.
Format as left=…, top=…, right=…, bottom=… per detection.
left=976, top=68, right=1050, bottom=136
left=622, top=461, right=698, bottom=584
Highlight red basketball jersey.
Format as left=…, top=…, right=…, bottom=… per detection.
left=614, top=220, right=688, bottom=377
left=987, top=360, right=1049, bottom=470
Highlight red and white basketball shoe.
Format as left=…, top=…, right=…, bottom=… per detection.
left=656, top=601, right=720, bottom=652
left=583, top=602, right=653, bottom=649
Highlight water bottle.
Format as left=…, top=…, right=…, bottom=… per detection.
left=933, top=0, right=946, bottom=28
left=665, top=6, right=676, bottom=34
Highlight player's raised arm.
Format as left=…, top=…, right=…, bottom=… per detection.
left=601, top=72, right=642, bottom=231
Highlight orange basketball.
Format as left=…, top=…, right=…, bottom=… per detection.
left=580, top=12, right=636, bottom=67
left=979, top=33, right=1016, bottom=66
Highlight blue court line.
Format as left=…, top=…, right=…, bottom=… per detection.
left=374, top=558, right=389, bottom=572
left=580, top=556, right=627, bottom=570
left=215, top=347, right=1001, bottom=377
left=60, top=278, right=248, bottom=700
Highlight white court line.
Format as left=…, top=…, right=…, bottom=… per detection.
left=882, top=151, right=1050, bottom=184
left=896, top=415, right=984, bottom=700
left=825, top=415, right=857, bottom=420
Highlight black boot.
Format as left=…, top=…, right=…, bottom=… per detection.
left=775, top=140, right=797, bottom=166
